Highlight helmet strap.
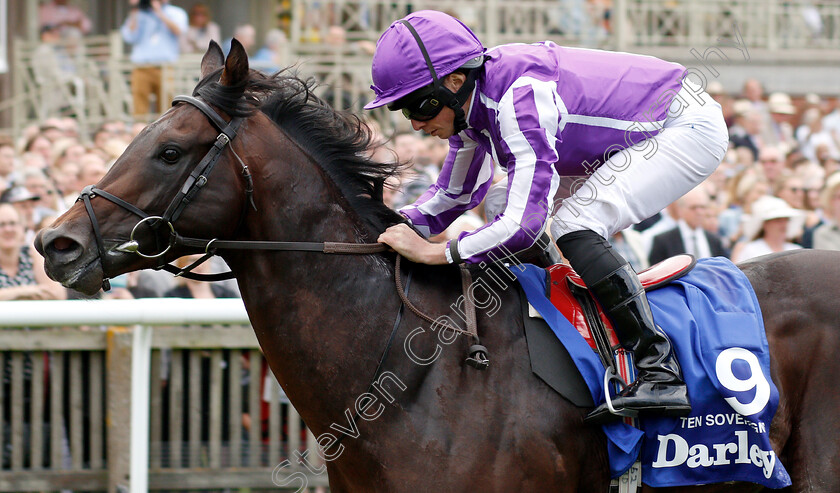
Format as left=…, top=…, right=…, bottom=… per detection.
left=398, top=20, right=441, bottom=89
left=440, top=67, right=479, bottom=133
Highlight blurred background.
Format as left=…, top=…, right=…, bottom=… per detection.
left=0, top=1, right=839, bottom=491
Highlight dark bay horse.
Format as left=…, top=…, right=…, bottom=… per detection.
left=35, top=40, right=840, bottom=491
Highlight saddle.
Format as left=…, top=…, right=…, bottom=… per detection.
left=523, top=255, right=696, bottom=407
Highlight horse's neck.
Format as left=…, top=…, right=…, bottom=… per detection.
left=224, top=158, right=399, bottom=435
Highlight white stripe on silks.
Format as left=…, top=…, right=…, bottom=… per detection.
left=480, top=92, right=500, bottom=112
left=414, top=134, right=481, bottom=216
left=563, top=113, right=666, bottom=132
left=416, top=154, right=494, bottom=218
left=495, top=75, right=666, bottom=134
left=460, top=216, right=531, bottom=260
left=514, top=78, right=562, bottom=216
left=496, top=77, right=560, bottom=228
left=508, top=76, right=569, bottom=134
left=460, top=83, right=533, bottom=258
left=480, top=129, right=501, bottom=167
left=512, top=78, right=561, bottom=150
left=547, top=171, right=561, bottom=215
left=442, top=134, right=479, bottom=196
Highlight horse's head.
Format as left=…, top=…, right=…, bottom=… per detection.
left=36, top=40, right=258, bottom=294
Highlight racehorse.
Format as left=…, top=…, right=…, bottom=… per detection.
left=35, top=40, right=840, bottom=491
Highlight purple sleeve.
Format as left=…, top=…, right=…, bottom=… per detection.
left=452, top=79, right=562, bottom=264
left=399, top=133, right=494, bottom=238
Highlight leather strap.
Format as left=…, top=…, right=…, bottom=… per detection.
left=172, top=234, right=389, bottom=254
left=158, top=262, right=236, bottom=282
left=448, top=239, right=462, bottom=264
left=80, top=189, right=110, bottom=291
left=394, top=256, right=477, bottom=338
left=162, top=122, right=242, bottom=224
left=459, top=265, right=479, bottom=340
left=83, top=186, right=148, bottom=219
left=173, top=95, right=230, bottom=132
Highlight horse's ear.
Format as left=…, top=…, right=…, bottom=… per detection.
left=220, top=38, right=249, bottom=87
left=200, top=40, right=225, bottom=80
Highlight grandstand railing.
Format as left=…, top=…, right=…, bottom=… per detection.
left=291, top=0, right=840, bottom=54
left=9, top=33, right=133, bottom=140
left=4, top=0, right=840, bottom=139
left=0, top=299, right=328, bottom=492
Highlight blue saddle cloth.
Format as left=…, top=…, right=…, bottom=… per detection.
left=511, top=257, right=791, bottom=488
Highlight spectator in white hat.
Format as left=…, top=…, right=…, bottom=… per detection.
left=731, top=195, right=804, bottom=263
left=767, top=92, right=796, bottom=149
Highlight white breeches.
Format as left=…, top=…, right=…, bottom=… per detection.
left=484, top=80, right=729, bottom=241
left=551, top=80, right=729, bottom=239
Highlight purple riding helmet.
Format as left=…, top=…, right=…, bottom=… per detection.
left=365, top=10, right=485, bottom=131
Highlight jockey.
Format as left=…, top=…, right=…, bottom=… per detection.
left=369, top=10, right=728, bottom=423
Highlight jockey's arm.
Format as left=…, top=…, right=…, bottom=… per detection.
left=398, top=133, right=493, bottom=237
left=382, top=78, right=561, bottom=265
left=379, top=133, right=492, bottom=264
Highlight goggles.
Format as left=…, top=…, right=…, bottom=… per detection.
left=389, top=86, right=444, bottom=122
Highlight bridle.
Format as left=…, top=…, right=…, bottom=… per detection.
left=78, top=94, right=489, bottom=370
left=79, top=95, right=388, bottom=290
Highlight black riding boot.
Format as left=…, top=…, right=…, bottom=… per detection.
left=584, top=264, right=691, bottom=423
left=556, top=230, right=691, bottom=424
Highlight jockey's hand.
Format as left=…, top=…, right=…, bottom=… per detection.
left=378, top=224, right=448, bottom=265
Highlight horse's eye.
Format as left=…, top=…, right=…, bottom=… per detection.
left=160, top=148, right=180, bottom=164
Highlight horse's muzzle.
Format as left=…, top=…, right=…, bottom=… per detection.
left=35, top=225, right=103, bottom=295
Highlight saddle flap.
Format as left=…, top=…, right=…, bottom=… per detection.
left=563, top=254, right=696, bottom=292
left=520, top=288, right=594, bottom=408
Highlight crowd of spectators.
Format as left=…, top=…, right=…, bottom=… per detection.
left=37, top=0, right=296, bottom=119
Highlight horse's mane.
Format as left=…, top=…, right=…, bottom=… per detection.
left=193, top=68, right=405, bottom=235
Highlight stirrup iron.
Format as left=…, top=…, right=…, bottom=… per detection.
left=603, top=366, right=636, bottom=418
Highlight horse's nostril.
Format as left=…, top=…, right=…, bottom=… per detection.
left=52, top=236, right=75, bottom=252
left=46, top=235, right=84, bottom=265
